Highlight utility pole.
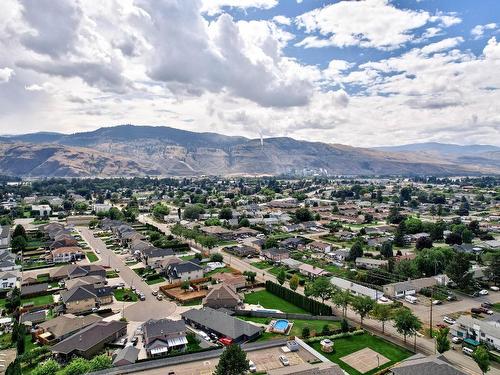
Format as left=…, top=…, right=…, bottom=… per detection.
left=429, top=286, right=433, bottom=338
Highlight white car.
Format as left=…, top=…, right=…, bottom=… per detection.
left=248, top=360, right=257, bottom=373
left=490, top=286, right=499, bottom=292
left=279, top=355, right=290, bottom=366
left=479, top=289, right=489, bottom=296
left=443, top=316, right=456, bottom=325
left=452, top=336, right=463, bottom=344
left=198, top=331, right=210, bottom=342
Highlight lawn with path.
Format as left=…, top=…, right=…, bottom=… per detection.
left=114, top=288, right=138, bottom=302
left=21, top=294, right=53, bottom=307
left=244, top=290, right=309, bottom=314
left=310, top=333, right=412, bottom=375
left=86, top=251, right=99, bottom=262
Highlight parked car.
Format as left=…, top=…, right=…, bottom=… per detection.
left=436, top=323, right=447, bottom=329
left=481, top=302, right=493, bottom=308
left=218, top=337, right=233, bottom=346
left=490, top=286, right=499, bottom=292
left=139, top=293, right=145, bottom=301
left=432, top=300, right=442, bottom=305
left=443, top=316, right=456, bottom=325
left=462, top=347, right=474, bottom=356
left=131, top=336, right=139, bottom=346
left=446, top=294, right=457, bottom=301
left=156, top=294, right=163, bottom=301
left=451, top=336, right=463, bottom=344
left=248, top=360, right=257, bottom=373
left=198, top=331, right=210, bottom=342
left=152, top=290, right=158, bottom=296
left=279, top=355, right=290, bottom=366
left=471, top=307, right=483, bottom=314
left=479, top=289, right=489, bottom=296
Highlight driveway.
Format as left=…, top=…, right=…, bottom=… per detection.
left=76, top=227, right=178, bottom=322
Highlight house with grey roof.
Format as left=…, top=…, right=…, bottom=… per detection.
left=112, top=345, right=140, bottom=366
left=181, top=307, right=262, bottom=343
left=331, top=276, right=384, bottom=300
left=390, top=354, right=467, bottom=375
left=203, top=283, right=242, bottom=310
left=165, top=261, right=203, bottom=282
left=0, top=226, right=10, bottom=249
left=383, top=277, right=438, bottom=298
left=0, top=271, right=18, bottom=289
left=37, top=313, right=102, bottom=344
left=142, top=318, right=187, bottom=357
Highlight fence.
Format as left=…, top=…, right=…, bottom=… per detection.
left=234, top=309, right=340, bottom=321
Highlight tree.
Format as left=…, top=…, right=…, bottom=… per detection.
left=435, top=327, right=450, bottom=354
left=302, top=326, right=310, bottom=338
left=5, top=359, right=21, bottom=375
left=387, top=206, right=405, bottom=224
left=277, top=269, right=286, bottom=285
left=446, top=252, right=472, bottom=290
left=332, top=289, right=351, bottom=317
left=394, top=259, right=419, bottom=279
left=182, top=205, right=205, bottom=220
left=294, top=208, right=313, bottom=222
left=11, top=236, right=27, bottom=253
left=243, top=271, right=256, bottom=285
left=214, top=344, right=249, bottom=375
left=486, top=252, right=500, bottom=286
left=415, top=236, right=433, bottom=250
left=340, top=318, right=349, bottom=333
left=393, top=308, right=422, bottom=343
left=16, top=326, right=25, bottom=355
left=445, top=232, right=462, bottom=245
left=473, top=346, right=490, bottom=375
left=372, top=303, right=392, bottom=333
left=210, top=253, right=223, bottom=262
left=89, top=354, right=112, bottom=372
left=308, top=277, right=333, bottom=303
left=348, top=240, right=363, bottom=261
left=181, top=280, right=190, bottom=292
left=289, top=274, right=299, bottom=291
left=350, top=296, right=374, bottom=327
left=63, top=357, right=90, bottom=375
left=380, top=241, right=393, bottom=258
left=12, top=224, right=27, bottom=240
left=31, top=360, right=60, bottom=375
left=152, top=203, right=170, bottom=220
left=218, top=207, right=233, bottom=220
left=462, top=228, right=474, bottom=244
left=238, top=218, right=250, bottom=227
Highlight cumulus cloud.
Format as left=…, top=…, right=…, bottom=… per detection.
left=0, top=67, right=14, bottom=83
left=201, top=0, right=278, bottom=16
left=295, top=0, right=461, bottom=50
left=471, top=23, right=497, bottom=39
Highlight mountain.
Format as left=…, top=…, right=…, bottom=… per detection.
left=0, top=125, right=499, bottom=177
left=375, top=142, right=500, bottom=155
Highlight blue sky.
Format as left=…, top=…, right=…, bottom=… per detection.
left=0, top=0, right=499, bottom=146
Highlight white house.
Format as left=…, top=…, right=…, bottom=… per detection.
left=0, top=271, right=18, bottom=289
left=32, top=204, right=51, bottom=217
left=93, top=203, right=112, bottom=213
left=331, top=276, right=384, bottom=300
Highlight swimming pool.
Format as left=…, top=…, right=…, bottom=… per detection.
left=273, top=319, right=289, bottom=331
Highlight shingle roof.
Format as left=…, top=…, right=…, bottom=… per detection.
left=391, top=355, right=467, bottom=375
left=181, top=307, right=262, bottom=340
left=39, top=313, right=102, bottom=339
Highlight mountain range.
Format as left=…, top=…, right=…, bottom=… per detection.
left=0, top=125, right=499, bottom=177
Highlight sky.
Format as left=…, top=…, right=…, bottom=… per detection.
left=0, top=0, right=500, bottom=147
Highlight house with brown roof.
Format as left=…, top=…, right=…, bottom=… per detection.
left=203, top=283, right=242, bottom=310
left=36, top=313, right=102, bottom=344
left=51, top=264, right=106, bottom=280
left=61, top=285, right=113, bottom=313
left=47, top=246, right=84, bottom=263
left=51, top=320, right=127, bottom=360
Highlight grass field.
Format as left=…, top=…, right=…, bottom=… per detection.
left=310, top=333, right=412, bottom=375
left=240, top=316, right=340, bottom=340
left=114, top=288, right=138, bottom=302
left=86, top=251, right=99, bottom=262
left=251, top=261, right=273, bottom=270
left=493, top=303, right=500, bottom=313
left=244, top=290, right=308, bottom=314
left=204, top=266, right=234, bottom=277
left=146, top=276, right=166, bottom=285
left=21, top=294, right=53, bottom=307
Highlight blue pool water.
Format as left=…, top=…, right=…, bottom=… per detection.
left=274, top=319, right=289, bottom=331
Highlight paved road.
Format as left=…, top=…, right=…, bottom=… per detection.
left=138, top=215, right=499, bottom=375
left=76, top=227, right=178, bottom=322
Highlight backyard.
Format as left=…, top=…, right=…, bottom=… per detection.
left=244, top=290, right=308, bottom=314
left=113, top=288, right=138, bottom=302
left=21, top=294, right=54, bottom=307
left=310, top=332, right=412, bottom=375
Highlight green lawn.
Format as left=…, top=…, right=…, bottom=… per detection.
left=244, top=290, right=309, bottom=314
left=21, top=294, right=53, bottom=307
left=205, top=266, right=233, bottom=277
left=106, top=270, right=119, bottom=278
left=113, top=288, right=138, bottom=302
left=146, top=276, right=166, bottom=285
left=86, top=251, right=99, bottom=262
left=0, top=332, right=12, bottom=349
left=493, top=303, right=500, bottom=313
left=251, top=261, right=273, bottom=270
left=310, top=333, right=413, bottom=375
left=240, top=316, right=340, bottom=339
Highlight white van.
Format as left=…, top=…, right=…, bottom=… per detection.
left=462, top=347, right=474, bottom=356
left=405, top=295, right=418, bottom=304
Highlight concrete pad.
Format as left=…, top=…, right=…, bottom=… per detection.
left=340, top=347, right=389, bottom=374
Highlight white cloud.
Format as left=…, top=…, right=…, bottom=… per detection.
left=272, top=15, right=291, bottom=26
left=0, top=67, right=14, bottom=83
left=295, top=0, right=461, bottom=50
left=420, top=37, right=463, bottom=55
left=471, top=23, right=497, bottom=39
left=201, top=0, right=278, bottom=16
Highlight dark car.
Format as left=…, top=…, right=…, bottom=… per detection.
left=481, top=302, right=493, bottom=308
left=471, top=307, right=483, bottom=314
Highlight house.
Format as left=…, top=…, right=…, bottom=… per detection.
left=281, top=258, right=302, bottom=270
left=262, top=247, right=289, bottom=262
left=0, top=271, right=17, bottom=289
left=268, top=362, right=345, bottom=375
left=307, top=241, right=331, bottom=253
left=47, top=246, right=84, bottom=263
left=64, top=275, right=106, bottom=290
left=450, top=315, right=500, bottom=351
left=298, top=263, right=330, bottom=278
left=142, top=247, right=174, bottom=267
left=203, top=284, right=242, bottom=310
left=355, top=257, right=388, bottom=270
left=112, top=345, right=140, bottom=366
left=93, top=203, right=112, bottom=213
left=383, top=277, right=438, bottom=298
left=20, top=282, right=48, bottom=297
left=200, top=226, right=234, bottom=241
left=0, top=226, right=10, bottom=249
left=20, top=310, right=47, bottom=325
left=61, top=285, right=113, bottom=313
left=51, top=320, right=127, bottom=360
left=36, top=313, right=102, bottom=344
left=390, top=354, right=467, bottom=375
left=142, top=319, right=187, bottom=357
left=182, top=307, right=262, bottom=343
left=233, top=227, right=260, bottom=238
left=280, top=237, right=305, bottom=250
left=51, top=264, right=106, bottom=280
left=165, top=261, right=203, bottom=282
left=212, top=273, right=247, bottom=290
left=31, top=204, right=51, bottom=217
left=0, top=251, right=19, bottom=271
left=224, top=245, right=259, bottom=258
left=50, top=236, right=78, bottom=250
left=331, top=276, right=384, bottom=300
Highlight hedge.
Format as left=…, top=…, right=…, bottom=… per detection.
left=304, top=329, right=364, bottom=343
left=265, top=281, right=333, bottom=316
